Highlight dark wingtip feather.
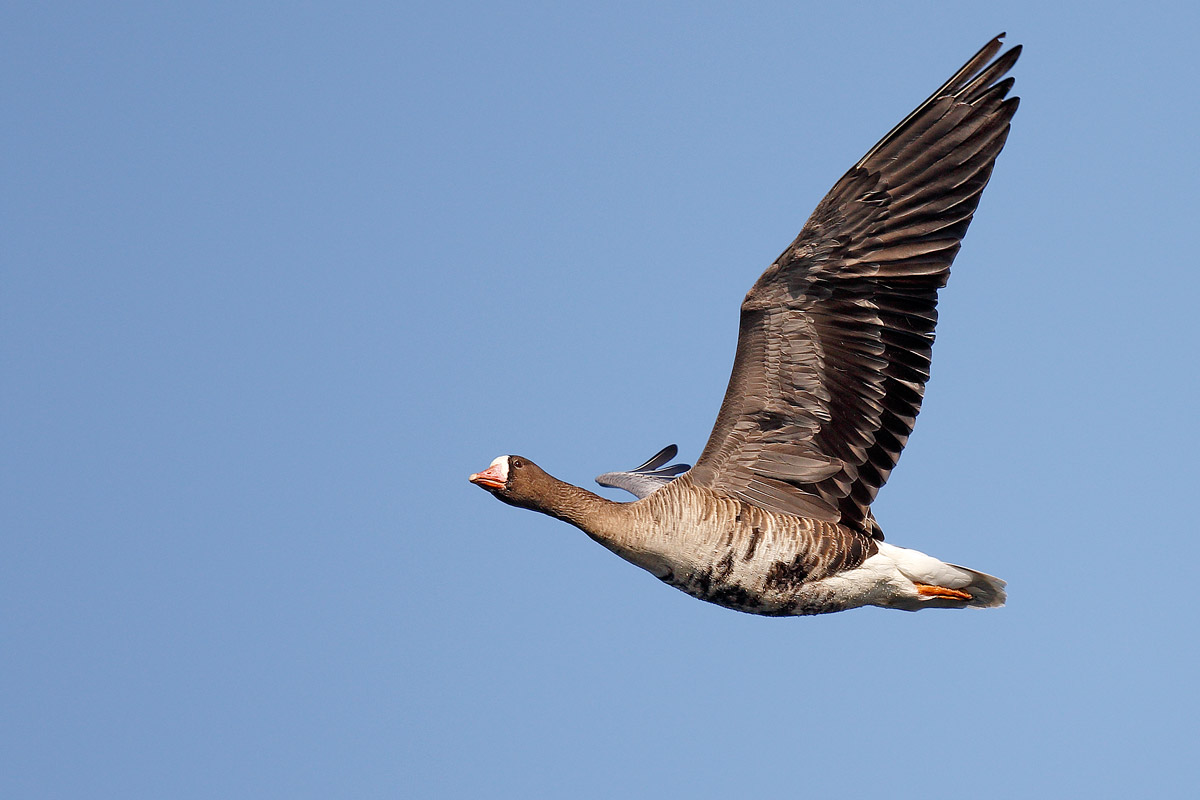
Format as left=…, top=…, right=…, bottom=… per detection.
left=854, top=35, right=1020, bottom=171
left=964, top=47, right=1021, bottom=104
left=631, top=444, right=678, bottom=472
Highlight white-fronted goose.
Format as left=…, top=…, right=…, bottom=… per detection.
left=471, top=35, right=1019, bottom=616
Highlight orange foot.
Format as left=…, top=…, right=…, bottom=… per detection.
left=914, top=583, right=972, bottom=601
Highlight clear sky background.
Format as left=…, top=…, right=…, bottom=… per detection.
left=4, top=2, right=1198, bottom=798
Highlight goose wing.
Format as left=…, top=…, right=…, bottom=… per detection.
left=688, top=35, right=1020, bottom=537
left=596, top=444, right=692, bottom=499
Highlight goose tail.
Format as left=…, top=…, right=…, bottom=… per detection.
left=875, top=542, right=1007, bottom=611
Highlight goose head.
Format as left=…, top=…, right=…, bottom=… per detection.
left=469, top=455, right=554, bottom=511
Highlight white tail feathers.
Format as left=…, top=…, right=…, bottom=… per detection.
left=939, top=562, right=1007, bottom=608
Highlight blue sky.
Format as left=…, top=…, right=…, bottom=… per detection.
left=4, top=2, right=1198, bottom=797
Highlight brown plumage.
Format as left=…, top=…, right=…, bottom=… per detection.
left=470, top=36, right=1019, bottom=616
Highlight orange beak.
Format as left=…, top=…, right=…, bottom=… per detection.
left=469, top=463, right=506, bottom=490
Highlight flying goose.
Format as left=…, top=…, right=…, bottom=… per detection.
left=471, top=35, right=1019, bottom=616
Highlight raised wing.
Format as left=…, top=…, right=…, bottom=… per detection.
left=596, top=444, right=692, bottom=499
left=688, top=35, right=1020, bottom=537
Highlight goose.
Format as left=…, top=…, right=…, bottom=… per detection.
left=470, top=35, right=1019, bottom=616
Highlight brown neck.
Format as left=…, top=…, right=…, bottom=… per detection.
left=507, top=466, right=670, bottom=572
left=525, top=474, right=622, bottom=535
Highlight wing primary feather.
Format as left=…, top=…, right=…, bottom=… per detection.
left=854, top=34, right=1007, bottom=170
left=631, top=444, right=678, bottom=472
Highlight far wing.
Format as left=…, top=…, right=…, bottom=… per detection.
left=596, top=444, right=691, bottom=500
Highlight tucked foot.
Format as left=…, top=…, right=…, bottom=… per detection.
left=914, top=583, right=972, bottom=601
